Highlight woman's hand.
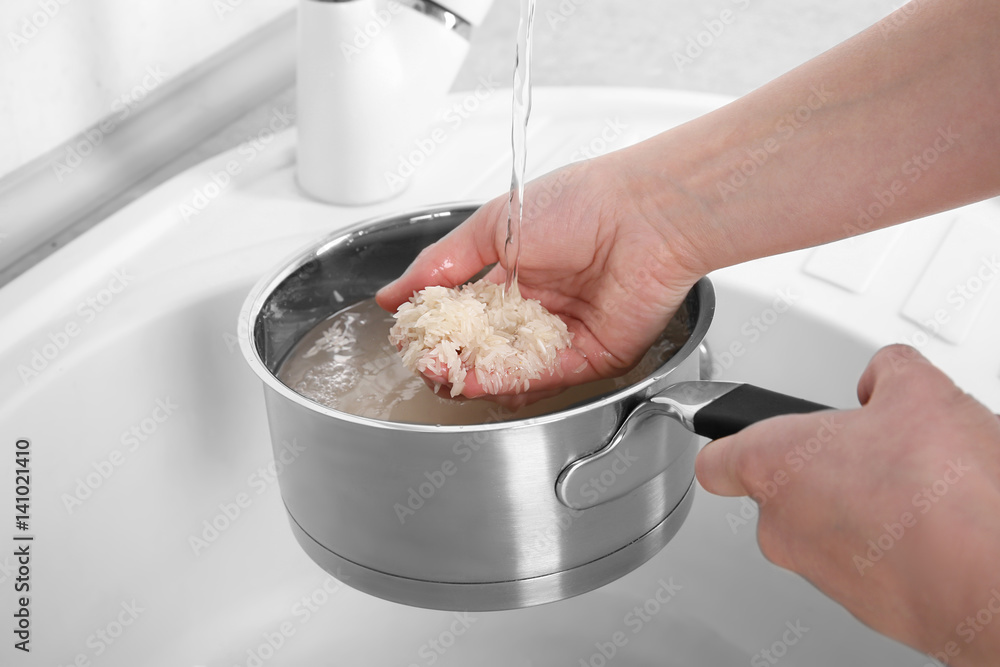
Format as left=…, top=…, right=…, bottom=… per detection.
left=379, top=0, right=1000, bottom=400
left=376, top=154, right=708, bottom=399
left=696, top=345, right=1000, bottom=665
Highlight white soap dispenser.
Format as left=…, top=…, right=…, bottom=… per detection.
left=297, top=0, right=493, bottom=206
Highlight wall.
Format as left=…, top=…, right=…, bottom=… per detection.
left=455, top=0, right=900, bottom=96
left=0, top=0, right=905, bottom=182
left=0, top=0, right=295, bottom=181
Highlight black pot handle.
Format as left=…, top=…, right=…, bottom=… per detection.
left=652, top=382, right=832, bottom=440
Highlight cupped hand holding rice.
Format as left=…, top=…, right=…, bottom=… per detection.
left=389, top=279, right=573, bottom=398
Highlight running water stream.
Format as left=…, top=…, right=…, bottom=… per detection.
left=503, top=0, right=536, bottom=299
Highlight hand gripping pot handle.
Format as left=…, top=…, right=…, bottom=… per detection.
left=555, top=381, right=831, bottom=510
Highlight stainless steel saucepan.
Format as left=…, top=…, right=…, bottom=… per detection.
left=239, top=203, right=829, bottom=611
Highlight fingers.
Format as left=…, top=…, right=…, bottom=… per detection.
left=445, top=345, right=600, bottom=399
left=698, top=344, right=960, bottom=503
left=856, top=343, right=933, bottom=405
left=375, top=198, right=507, bottom=312
left=856, top=344, right=972, bottom=417
left=695, top=411, right=844, bottom=499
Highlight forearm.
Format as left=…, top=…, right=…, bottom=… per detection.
left=623, top=0, right=1000, bottom=275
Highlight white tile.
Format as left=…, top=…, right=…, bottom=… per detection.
left=803, top=226, right=903, bottom=293
left=902, top=215, right=1000, bottom=344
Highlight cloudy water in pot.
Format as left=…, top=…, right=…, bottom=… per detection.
left=277, top=297, right=692, bottom=426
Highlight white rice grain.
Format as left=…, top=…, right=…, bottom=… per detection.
left=389, top=279, right=573, bottom=397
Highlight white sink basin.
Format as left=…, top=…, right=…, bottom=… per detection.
left=1, top=88, right=997, bottom=666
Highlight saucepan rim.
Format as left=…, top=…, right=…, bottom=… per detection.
left=238, top=201, right=715, bottom=434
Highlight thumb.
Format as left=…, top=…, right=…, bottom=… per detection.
left=694, top=411, right=844, bottom=498
left=375, top=198, right=506, bottom=312
left=694, top=435, right=752, bottom=497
